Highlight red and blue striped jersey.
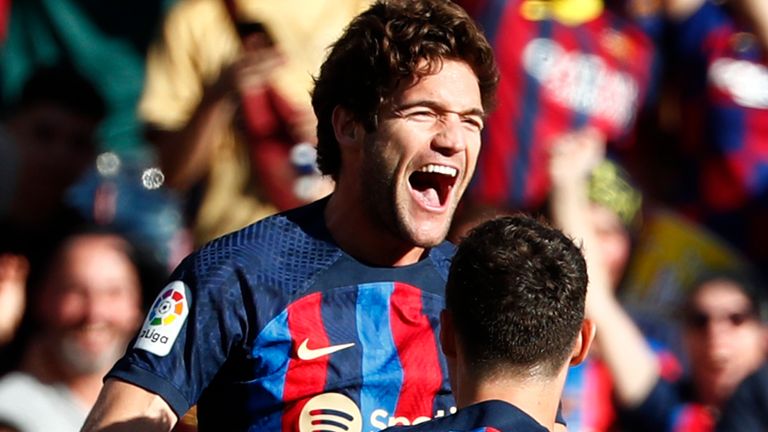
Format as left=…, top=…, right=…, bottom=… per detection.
left=108, top=198, right=456, bottom=431
left=664, top=1, right=768, bottom=270
left=561, top=358, right=617, bottom=431
left=458, top=0, right=653, bottom=210
left=672, top=2, right=768, bottom=214
left=561, top=341, right=683, bottom=431
left=382, top=399, right=547, bottom=432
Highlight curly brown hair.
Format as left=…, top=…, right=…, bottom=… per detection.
left=311, top=0, right=498, bottom=179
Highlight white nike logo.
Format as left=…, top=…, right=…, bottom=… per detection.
left=296, top=339, right=355, bottom=360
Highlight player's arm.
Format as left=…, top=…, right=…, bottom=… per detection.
left=661, top=0, right=705, bottom=20
left=81, top=379, right=178, bottom=432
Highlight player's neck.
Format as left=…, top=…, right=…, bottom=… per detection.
left=454, top=369, right=567, bottom=431
left=325, top=189, right=426, bottom=267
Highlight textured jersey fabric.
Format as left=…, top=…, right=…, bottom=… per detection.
left=107, top=198, right=456, bottom=431
left=382, top=399, right=547, bottom=432
left=457, top=0, right=653, bottom=211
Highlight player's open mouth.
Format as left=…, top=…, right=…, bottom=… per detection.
left=409, top=164, right=458, bottom=209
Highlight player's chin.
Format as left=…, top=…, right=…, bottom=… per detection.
left=402, top=216, right=452, bottom=248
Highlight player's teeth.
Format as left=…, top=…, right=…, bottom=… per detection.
left=420, top=165, right=457, bottom=177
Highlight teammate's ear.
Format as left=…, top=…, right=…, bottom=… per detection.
left=570, top=319, right=595, bottom=366
left=332, top=106, right=360, bottom=144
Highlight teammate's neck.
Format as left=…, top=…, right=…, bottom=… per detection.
left=453, top=365, right=569, bottom=431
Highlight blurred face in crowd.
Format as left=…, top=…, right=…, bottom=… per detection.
left=588, top=202, right=631, bottom=288
left=7, top=103, right=98, bottom=220
left=37, top=234, right=142, bottom=375
left=683, top=279, right=768, bottom=407
left=358, top=60, right=484, bottom=249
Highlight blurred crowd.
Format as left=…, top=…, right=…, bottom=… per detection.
left=0, top=0, right=766, bottom=431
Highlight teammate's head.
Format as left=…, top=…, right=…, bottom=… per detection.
left=444, top=214, right=592, bottom=380
left=312, top=0, right=498, bottom=180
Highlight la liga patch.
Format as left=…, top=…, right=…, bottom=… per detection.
left=134, top=280, right=190, bottom=356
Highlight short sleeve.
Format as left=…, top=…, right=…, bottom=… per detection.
left=107, top=254, right=250, bottom=418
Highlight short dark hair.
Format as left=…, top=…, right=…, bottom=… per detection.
left=10, top=63, right=105, bottom=121
left=29, top=223, right=165, bottom=313
left=684, top=268, right=768, bottom=323
left=311, top=0, right=498, bottom=179
left=446, top=214, right=588, bottom=378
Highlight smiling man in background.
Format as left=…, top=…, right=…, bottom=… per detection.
left=0, top=228, right=143, bottom=432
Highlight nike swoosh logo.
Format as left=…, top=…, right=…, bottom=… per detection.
left=296, top=339, right=355, bottom=360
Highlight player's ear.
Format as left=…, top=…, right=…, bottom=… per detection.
left=439, top=309, right=457, bottom=360
left=570, top=319, right=596, bottom=366
left=332, top=106, right=362, bottom=145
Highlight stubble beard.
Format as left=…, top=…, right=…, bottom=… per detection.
left=56, top=330, right=128, bottom=376
left=360, top=143, right=449, bottom=250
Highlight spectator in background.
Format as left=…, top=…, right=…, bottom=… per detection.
left=619, top=269, right=767, bottom=431
left=644, top=0, right=768, bottom=279
left=549, top=129, right=768, bottom=431
left=453, top=0, right=654, bottom=225
left=0, top=64, right=106, bottom=376
left=0, top=254, right=26, bottom=349
left=384, top=215, right=594, bottom=432
left=548, top=127, right=648, bottom=432
left=140, top=0, right=372, bottom=246
left=0, top=64, right=104, bottom=247
left=0, top=228, right=144, bottom=432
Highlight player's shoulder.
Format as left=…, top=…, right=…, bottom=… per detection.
left=182, top=199, right=339, bottom=279
left=428, top=240, right=456, bottom=278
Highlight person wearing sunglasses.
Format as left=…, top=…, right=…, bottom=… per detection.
left=680, top=270, right=768, bottom=419
left=549, top=129, right=768, bottom=432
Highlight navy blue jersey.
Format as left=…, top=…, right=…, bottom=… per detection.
left=716, top=363, right=768, bottom=432
left=108, top=198, right=457, bottom=431
left=383, top=400, right=548, bottom=432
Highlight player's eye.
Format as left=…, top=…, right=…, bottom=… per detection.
left=462, top=116, right=484, bottom=131
left=407, top=110, right=438, bottom=121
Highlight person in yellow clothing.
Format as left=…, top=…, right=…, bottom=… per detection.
left=140, top=0, right=372, bottom=245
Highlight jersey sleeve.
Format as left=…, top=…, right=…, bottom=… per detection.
left=106, top=253, right=250, bottom=418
